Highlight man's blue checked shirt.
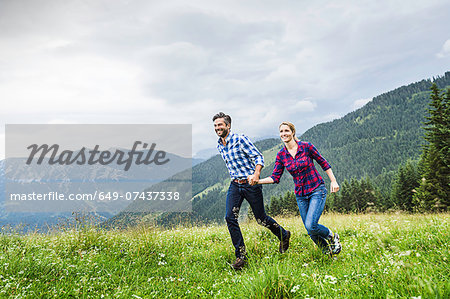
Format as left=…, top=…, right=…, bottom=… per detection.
left=217, top=133, right=264, bottom=179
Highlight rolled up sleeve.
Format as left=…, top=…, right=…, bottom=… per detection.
left=308, top=142, right=331, bottom=171
left=240, top=135, right=264, bottom=167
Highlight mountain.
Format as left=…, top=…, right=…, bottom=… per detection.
left=154, top=71, right=450, bottom=226
left=193, top=148, right=217, bottom=161
left=0, top=151, right=193, bottom=231
left=192, top=136, right=277, bottom=161
left=4, top=72, right=450, bottom=230
left=192, top=158, right=206, bottom=166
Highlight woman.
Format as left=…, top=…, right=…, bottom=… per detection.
left=254, top=122, right=341, bottom=255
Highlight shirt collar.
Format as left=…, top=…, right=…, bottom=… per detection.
left=217, top=131, right=233, bottom=147
left=282, top=140, right=302, bottom=155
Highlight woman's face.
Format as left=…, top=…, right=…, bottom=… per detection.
left=279, top=124, right=294, bottom=143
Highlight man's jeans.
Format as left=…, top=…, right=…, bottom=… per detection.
left=295, top=184, right=331, bottom=249
left=225, top=181, right=288, bottom=259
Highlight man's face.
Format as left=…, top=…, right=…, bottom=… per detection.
left=214, top=118, right=230, bottom=138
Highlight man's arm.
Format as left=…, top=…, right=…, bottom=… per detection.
left=248, top=164, right=262, bottom=185
left=240, top=135, right=264, bottom=166
left=239, top=135, right=264, bottom=185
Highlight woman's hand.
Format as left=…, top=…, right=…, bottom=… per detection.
left=330, top=181, right=340, bottom=193
left=325, top=169, right=339, bottom=193
left=247, top=174, right=259, bottom=185
left=253, top=177, right=275, bottom=185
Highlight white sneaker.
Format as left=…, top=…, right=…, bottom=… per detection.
left=329, top=232, right=342, bottom=255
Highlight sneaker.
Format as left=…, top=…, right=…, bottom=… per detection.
left=231, top=258, right=247, bottom=270
left=329, top=232, right=342, bottom=255
left=279, top=230, right=291, bottom=253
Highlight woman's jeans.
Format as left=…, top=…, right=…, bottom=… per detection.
left=295, top=184, right=331, bottom=249
left=225, top=181, right=288, bottom=259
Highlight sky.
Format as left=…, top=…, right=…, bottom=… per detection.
left=1, top=0, right=449, bottom=159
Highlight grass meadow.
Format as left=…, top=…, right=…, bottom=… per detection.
left=0, top=213, right=448, bottom=298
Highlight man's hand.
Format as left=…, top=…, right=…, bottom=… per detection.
left=248, top=164, right=263, bottom=186
left=330, top=181, right=340, bottom=193
left=247, top=173, right=260, bottom=186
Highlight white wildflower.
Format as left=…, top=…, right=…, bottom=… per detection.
left=324, top=275, right=338, bottom=284
left=399, top=250, right=411, bottom=257
left=291, top=285, right=301, bottom=293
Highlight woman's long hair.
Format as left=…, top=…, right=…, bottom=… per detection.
left=279, top=121, right=299, bottom=141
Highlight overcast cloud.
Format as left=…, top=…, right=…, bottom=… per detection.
left=1, top=0, right=449, bottom=159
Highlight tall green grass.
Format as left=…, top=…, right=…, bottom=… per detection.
left=0, top=213, right=448, bottom=298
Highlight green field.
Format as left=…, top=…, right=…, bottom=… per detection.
left=1, top=213, right=448, bottom=298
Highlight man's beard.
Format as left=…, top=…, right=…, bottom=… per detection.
left=216, top=128, right=229, bottom=138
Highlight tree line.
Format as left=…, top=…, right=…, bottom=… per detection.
left=267, top=83, right=449, bottom=215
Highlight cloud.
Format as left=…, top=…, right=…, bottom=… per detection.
left=352, top=98, right=372, bottom=110
left=46, top=119, right=78, bottom=124
left=0, top=0, right=449, bottom=158
left=0, top=133, right=4, bottom=160
left=437, top=39, right=450, bottom=58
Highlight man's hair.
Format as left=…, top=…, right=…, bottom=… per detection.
left=212, top=112, right=232, bottom=126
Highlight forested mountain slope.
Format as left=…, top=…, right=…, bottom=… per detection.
left=108, top=72, right=450, bottom=227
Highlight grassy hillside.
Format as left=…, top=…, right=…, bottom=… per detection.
left=1, top=213, right=448, bottom=298
left=105, top=72, right=450, bottom=227
left=156, top=72, right=450, bottom=225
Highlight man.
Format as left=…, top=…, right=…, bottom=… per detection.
left=213, top=112, right=291, bottom=270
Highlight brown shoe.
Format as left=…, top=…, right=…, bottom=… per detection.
left=279, top=230, right=291, bottom=253
left=231, top=258, right=247, bottom=270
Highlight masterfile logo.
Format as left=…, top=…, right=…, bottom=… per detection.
left=4, top=124, right=192, bottom=214
left=26, top=141, right=170, bottom=171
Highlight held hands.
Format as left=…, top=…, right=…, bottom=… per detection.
left=247, top=174, right=259, bottom=186
left=330, top=181, right=340, bottom=193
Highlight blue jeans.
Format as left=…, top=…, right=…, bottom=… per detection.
left=225, top=181, right=288, bottom=259
left=295, top=184, right=331, bottom=249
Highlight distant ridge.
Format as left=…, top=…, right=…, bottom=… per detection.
left=152, top=71, right=450, bottom=226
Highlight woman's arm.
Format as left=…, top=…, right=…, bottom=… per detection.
left=256, top=177, right=274, bottom=184
left=309, top=142, right=331, bottom=171
left=308, top=142, right=339, bottom=192
left=249, top=151, right=284, bottom=185
left=325, top=168, right=339, bottom=193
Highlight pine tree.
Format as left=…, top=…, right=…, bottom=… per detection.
left=336, top=179, right=352, bottom=212
left=391, top=160, right=420, bottom=212
left=413, top=84, right=450, bottom=211
left=267, top=195, right=283, bottom=216
left=276, top=191, right=296, bottom=215
left=326, top=192, right=337, bottom=212
left=442, top=89, right=450, bottom=174
left=360, top=177, right=377, bottom=212
left=330, top=176, right=381, bottom=213
left=350, top=178, right=364, bottom=212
